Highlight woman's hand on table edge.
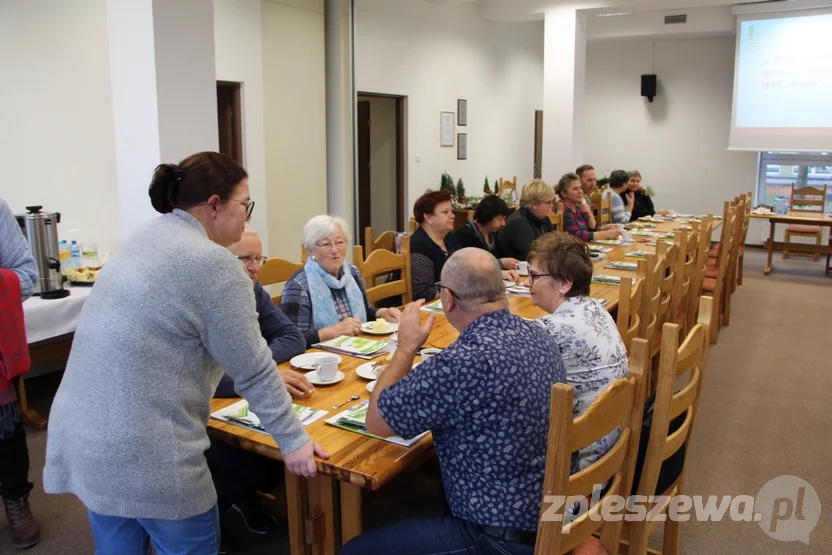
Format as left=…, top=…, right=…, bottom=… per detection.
left=284, top=439, right=330, bottom=477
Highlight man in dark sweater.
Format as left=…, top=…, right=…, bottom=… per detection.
left=210, top=229, right=311, bottom=553
left=215, top=229, right=310, bottom=398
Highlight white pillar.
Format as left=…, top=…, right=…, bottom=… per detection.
left=542, top=7, right=587, bottom=183
left=325, top=0, right=348, bottom=220
left=106, top=0, right=219, bottom=242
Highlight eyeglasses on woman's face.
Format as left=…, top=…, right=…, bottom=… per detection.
left=315, top=238, right=348, bottom=251
left=227, top=198, right=255, bottom=220
left=527, top=270, right=555, bottom=286
left=236, top=254, right=269, bottom=266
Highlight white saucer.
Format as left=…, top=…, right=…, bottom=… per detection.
left=360, top=321, right=399, bottom=335
left=366, top=380, right=377, bottom=393
left=306, top=370, right=345, bottom=385
left=290, top=353, right=342, bottom=370
left=356, top=362, right=380, bottom=380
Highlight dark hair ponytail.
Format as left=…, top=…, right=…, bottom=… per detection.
left=149, top=164, right=183, bottom=214
left=147, top=152, right=247, bottom=215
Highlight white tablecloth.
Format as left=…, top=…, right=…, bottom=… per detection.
left=23, top=285, right=93, bottom=344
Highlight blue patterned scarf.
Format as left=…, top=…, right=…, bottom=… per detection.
left=304, top=258, right=367, bottom=331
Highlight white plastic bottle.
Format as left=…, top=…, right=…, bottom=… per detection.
left=70, top=240, right=82, bottom=269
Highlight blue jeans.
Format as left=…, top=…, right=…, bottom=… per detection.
left=339, top=514, right=534, bottom=555
left=88, top=505, right=220, bottom=555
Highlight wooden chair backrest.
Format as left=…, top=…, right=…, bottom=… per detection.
left=710, top=211, right=736, bottom=313
left=590, top=192, right=612, bottom=227
left=364, top=227, right=396, bottom=256
left=354, top=235, right=412, bottom=306
left=686, top=216, right=713, bottom=331
left=667, top=230, right=690, bottom=333
left=408, top=217, right=418, bottom=234
left=637, top=252, right=665, bottom=354
left=548, top=203, right=564, bottom=231
left=655, top=240, right=678, bottom=330
left=534, top=338, right=650, bottom=555
left=499, top=176, right=517, bottom=191
left=259, top=257, right=304, bottom=304
left=616, top=275, right=643, bottom=355
left=626, top=297, right=712, bottom=549
left=789, top=184, right=827, bottom=213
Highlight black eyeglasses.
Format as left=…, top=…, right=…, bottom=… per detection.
left=527, top=270, right=556, bottom=285
left=196, top=198, right=255, bottom=221
left=435, top=282, right=460, bottom=300
left=228, top=198, right=255, bottom=220
left=236, top=254, right=269, bottom=266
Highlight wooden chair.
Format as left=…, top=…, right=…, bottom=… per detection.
left=363, top=227, right=397, bottom=287
left=259, top=257, right=303, bottom=304
left=784, top=184, right=827, bottom=261
left=621, top=296, right=712, bottom=555
left=637, top=253, right=664, bottom=358
left=735, top=192, right=752, bottom=288
left=702, top=210, right=735, bottom=344
left=687, top=216, right=713, bottom=333
left=353, top=235, right=412, bottom=306
left=364, top=227, right=396, bottom=256
left=616, top=275, right=643, bottom=355
left=548, top=202, right=564, bottom=231
left=720, top=203, right=745, bottom=328
left=653, top=241, right=678, bottom=355
left=534, top=338, right=650, bottom=555
left=408, top=217, right=418, bottom=234
left=499, top=176, right=517, bottom=192
left=590, top=192, right=612, bottom=227
left=668, top=230, right=695, bottom=338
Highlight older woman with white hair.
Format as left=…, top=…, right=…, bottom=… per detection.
left=280, top=215, right=401, bottom=347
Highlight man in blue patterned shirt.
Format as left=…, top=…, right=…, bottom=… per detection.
left=341, top=248, right=567, bottom=555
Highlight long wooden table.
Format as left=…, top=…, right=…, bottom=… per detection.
left=208, top=215, right=715, bottom=555
left=750, top=210, right=832, bottom=275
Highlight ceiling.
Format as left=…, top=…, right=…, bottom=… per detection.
left=425, top=0, right=789, bottom=22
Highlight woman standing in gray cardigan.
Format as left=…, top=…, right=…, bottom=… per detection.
left=43, top=152, right=327, bottom=554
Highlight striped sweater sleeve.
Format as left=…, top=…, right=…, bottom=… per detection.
left=563, top=207, right=593, bottom=242
left=608, top=192, right=631, bottom=224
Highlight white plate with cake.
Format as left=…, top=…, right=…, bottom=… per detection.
left=360, top=319, right=399, bottom=335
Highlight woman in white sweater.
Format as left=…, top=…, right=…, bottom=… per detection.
left=43, top=152, right=327, bottom=554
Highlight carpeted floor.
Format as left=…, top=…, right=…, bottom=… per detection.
left=3, top=248, right=830, bottom=554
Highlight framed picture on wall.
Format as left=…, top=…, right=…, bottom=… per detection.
left=457, top=133, right=467, bottom=160
left=440, top=111, right=455, bottom=146
left=457, top=99, right=467, bottom=126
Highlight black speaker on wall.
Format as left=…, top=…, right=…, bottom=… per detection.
left=641, top=74, right=657, bottom=102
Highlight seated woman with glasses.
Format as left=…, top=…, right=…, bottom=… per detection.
left=281, top=215, right=402, bottom=348
left=410, top=189, right=462, bottom=301
left=525, top=232, right=628, bottom=472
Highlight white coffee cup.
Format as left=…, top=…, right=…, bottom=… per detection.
left=516, top=261, right=529, bottom=276
left=622, top=231, right=632, bottom=243
left=314, top=354, right=340, bottom=382
left=420, top=348, right=442, bottom=361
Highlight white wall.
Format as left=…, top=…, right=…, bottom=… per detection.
left=214, top=0, right=270, bottom=253
left=0, top=0, right=120, bottom=256
left=355, top=0, right=544, bottom=219
left=359, top=96, right=397, bottom=234
left=261, top=0, right=328, bottom=260
left=584, top=37, right=763, bottom=242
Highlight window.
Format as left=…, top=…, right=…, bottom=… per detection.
left=756, top=152, right=832, bottom=210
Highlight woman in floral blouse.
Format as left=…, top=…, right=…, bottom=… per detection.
left=525, top=232, right=628, bottom=472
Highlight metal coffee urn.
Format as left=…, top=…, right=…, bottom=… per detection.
left=17, top=206, right=69, bottom=299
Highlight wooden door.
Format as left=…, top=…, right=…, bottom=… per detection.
left=216, top=82, right=243, bottom=166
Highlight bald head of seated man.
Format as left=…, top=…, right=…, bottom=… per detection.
left=215, top=229, right=314, bottom=398
left=343, top=248, right=567, bottom=555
